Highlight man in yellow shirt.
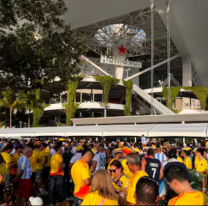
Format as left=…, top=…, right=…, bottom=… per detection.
left=119, top=153, right=148, bottom=205
left=29, top=145, right=39, bottom=195
left=121, top=146, right=134, bottom=178
left=180, top=148, right=192, bottom=169
left=71, top=148, right=94, bottom=206
left=40, top=143, right=51, bottom=194
left=50, top=144, right=64, bottom=205
left=195, top=148, right=207, bottom=176
left=35, top=144, right=45, bottom=195
left=164, top=162, right=208, bottom=205
left=1, top=143, right=13, bottom=188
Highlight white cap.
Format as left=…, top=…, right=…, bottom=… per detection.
left=29, top=197, right=43, bottom=206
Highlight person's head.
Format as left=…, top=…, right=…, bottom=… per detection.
left=98, top=144, right=104, bottom=153
left=4, top=143, right=13, bottom=153
left=147, top=148, right=154, bottom=157
left=34, top=145, right=39, bottom=150
left=164, top=163, right=189, bottom=195
left=91, top=170, right=117, bottom=200
left=76, top=145, right=84, bottom=153
left=16, top=145, right=23, bottom=154
left=81, top=148, right=94, bottom=163
left=55, top=144, right=62, bottom=154
left=196, top=148, right=204, bottom=158
left=126, top=153, right=141, bottom=173
left=135, top=177, right=158, bottom=205
left=23, top=147, right=33, bottom=158
left=66, top=145, right=72, bottom=153
left=157, top=147, right=162, bottom=153
left=168, top=148, right=177, bottom=159
left=110, top=160, right=123, bottom=178
left=40, top=143, right=46, bottom=151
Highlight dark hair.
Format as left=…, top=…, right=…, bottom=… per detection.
left=110, top=160, right=123, bottom=171
left=4, top=143, right=13, bottom=150
left=196, top=148, right=204, bottom=156
left=41, top=143, right=47, bottom=148
left=34, top=145, right=39, bottom=149
left=164, top=165, right=189, bottom=183
left=136, top=177, right=158, bottom=205
left=168, top=149, right=177, bottom=159
left=134, top=143, right=139, bottom=148
left=82, top=148, right=94, bottom=157
left=147, top=148, right=154, bottom=156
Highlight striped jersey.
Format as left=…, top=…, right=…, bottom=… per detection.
left=17, top=155, right=32, bottom=179
left=93, top=152, right=106, bottom=173
left=155, top=153, right=167, bottom=164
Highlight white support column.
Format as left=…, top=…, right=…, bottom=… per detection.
left=115, top=66, right=124, bottom=85
left=182, top=57, right=192, bottom=86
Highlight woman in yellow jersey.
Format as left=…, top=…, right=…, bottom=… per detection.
left=181, top=149, right=192, bottom=169
left=110, top=160, right=129, bottom=193
left=195, top=148, right=207, bottom=176
left=81, top=170, right=118, bottom=205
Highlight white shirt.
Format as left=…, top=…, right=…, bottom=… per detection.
left=70, top=153, right=82, bottom=164
left=71, top=147, right=77, bottom=155
left=93, top=152, right=106, bottom=173
left=141, top=136, right=147, bottom=144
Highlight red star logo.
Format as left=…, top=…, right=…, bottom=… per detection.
left=117, top=45, right=127, bottom=55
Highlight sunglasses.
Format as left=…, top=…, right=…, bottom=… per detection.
left=109, top=169, right=117, bottom=173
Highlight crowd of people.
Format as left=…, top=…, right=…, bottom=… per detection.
left=0, top=137, right=208, bottom=205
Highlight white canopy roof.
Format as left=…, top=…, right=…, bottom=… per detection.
left=148, top=123, right=207, bottom=137
left=0, top=123, right=207, bottom=138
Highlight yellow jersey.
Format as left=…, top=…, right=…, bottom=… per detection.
left=177, top=156, right=183, bottom=163
left=195, top=158, right=207, bottom=176
left=184, top=156, right=192, bottom=169
left=71, top=159, right=91, bottom=200
left=0, top=162, right=6, bottom=182
left=1, top=152, right=11, bottom=173
left=126, top=170, right=148, bottom=204
left=44, top=148, right=51, bottom=167
left=37, top=150, right=45, bottom=170
left=121, top=159, right=133, bottom=178
left=11, top=153, right=21, bottom=175
left=112, top=174, right=129, bottom=192
left=195, top=156, right=199, bottom=169
left=81, top=190, right=118, bottom=205
left=29, top=150, right=39, bottom=172
left=50, top=153, right=63, bottom=176
left=168, top=191, right=208, bottom=205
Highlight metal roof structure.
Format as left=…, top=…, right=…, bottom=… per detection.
left=62, top=0, right=208, bottom=87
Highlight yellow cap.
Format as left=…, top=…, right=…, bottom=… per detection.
left=185, top=147, right=192, bottom=151
left=152, top=145, right=156, bottom=149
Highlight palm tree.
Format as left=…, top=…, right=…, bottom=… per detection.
left=23, top=89, right=49, bottom=127
left=0, top=89, right=26, bottom=128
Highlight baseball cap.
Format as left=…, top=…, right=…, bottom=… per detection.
left=122, top=146, right=134, bottom=155
left=29, top=197, right=43, bottom=206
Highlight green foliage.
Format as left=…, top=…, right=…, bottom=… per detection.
left=64, top=77, right=84, bottom=126
left=94, top=76, right=119, bottom=106
left=123, top=80, right=133, bottom=116
left=0, top=88, right=26, bottom=127
left=183, top=86, right=208, bottom=110
left=21, top=89, right=49, bottom=127
left=0, top=0, right=86, bottom=91
left=162, top=86, right=208, bottom=111
left=162, top=87, right=181, bottom=111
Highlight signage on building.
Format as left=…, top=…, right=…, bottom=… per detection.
left=100, top=55, right=142, bottom=68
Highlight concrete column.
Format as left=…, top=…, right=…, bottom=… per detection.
left=182, top=57, right=192, bottom=86
left=115, top=66, right=124, bottom=85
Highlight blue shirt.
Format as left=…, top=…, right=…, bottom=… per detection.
left=17, top=155, right=32, bottom=179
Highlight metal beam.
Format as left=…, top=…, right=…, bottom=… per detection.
left=125, top=55, right=179, bottom=81
left=80, top=55, right=111, bottom=77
